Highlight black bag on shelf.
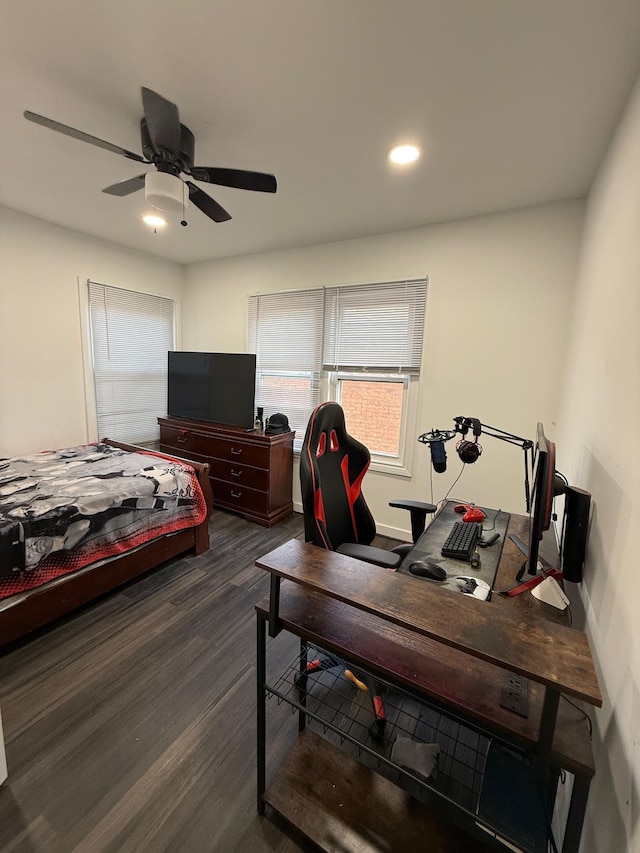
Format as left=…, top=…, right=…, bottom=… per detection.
left=265, top=413, right=290, bottom=435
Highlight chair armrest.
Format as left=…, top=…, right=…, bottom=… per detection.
left=390, top=542, right=413, bottom=559
left=336, top=543, right=402, bottom=570
left=389, top=499, right=437, bottom=543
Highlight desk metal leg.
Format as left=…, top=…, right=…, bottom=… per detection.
left=298, top=639, right=307, bottom=732
left=535, top=687, right=560, bottom=781
left=256, top=611, right=267, bottom=815
left=562, top=774, right=590, bottom=853
left=268, top=575, right=282, bottom=637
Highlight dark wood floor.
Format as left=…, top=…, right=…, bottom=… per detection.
left=0, top=509, right=328, bottom=853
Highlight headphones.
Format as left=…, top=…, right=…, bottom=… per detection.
left=455, top=417, right=483, bottom=464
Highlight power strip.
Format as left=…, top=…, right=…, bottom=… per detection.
left=500, top=672, right=529, bottom=717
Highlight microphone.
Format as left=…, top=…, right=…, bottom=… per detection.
left=418, top=429, right=456, bottom=474
left=430, top=439, right=448, bottom=473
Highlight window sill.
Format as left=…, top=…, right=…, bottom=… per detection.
left=368, top=458, right=412, bottom=478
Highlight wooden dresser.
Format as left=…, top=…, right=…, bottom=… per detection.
left=158, top=416, right=294, bottom=527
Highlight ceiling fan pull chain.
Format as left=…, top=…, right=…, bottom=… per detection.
left=181, top=181, right=188, bottom=227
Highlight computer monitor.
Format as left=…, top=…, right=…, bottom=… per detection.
left=525, top=423, right=557, bottom=577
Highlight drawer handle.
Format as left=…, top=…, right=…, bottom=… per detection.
left=230, top=490, right=242, bottom=499
left=230, top=447, right=243, bottom=455
left=230, top=469, right=242, bottom=477
left=177, top=431, right=189, bottom=443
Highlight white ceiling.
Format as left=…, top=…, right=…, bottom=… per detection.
left=2, top=1, right=640, bottom=265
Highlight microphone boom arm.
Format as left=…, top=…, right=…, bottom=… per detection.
left=454, top=416, right=535, bottom=512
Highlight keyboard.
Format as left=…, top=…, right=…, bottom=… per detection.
left=441, top=521, right=482, bottom=561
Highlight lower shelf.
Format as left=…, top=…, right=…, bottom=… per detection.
left=269, top=643, right=491, bottom=813
left=264, top=642, right=553, bottom=852
left=264, top=729, right=489, bottom=853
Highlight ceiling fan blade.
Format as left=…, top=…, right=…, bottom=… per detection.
left=189, top=166, right=277, bottom=193
left=186, top=181, right=232, bottom=222
left=141, top=87, right=181, bottom=157
left=102, top=174, right=147, bottom=196
left=23, top=111, right=146, bottom=163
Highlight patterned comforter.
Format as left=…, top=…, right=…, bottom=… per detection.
left=0, top=442, right=207, bottom=601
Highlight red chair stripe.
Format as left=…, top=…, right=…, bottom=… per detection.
left=340, top=454, right=369, bottom=543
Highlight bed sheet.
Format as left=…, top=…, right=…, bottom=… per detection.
left=0, top=442, right=207, bottom=600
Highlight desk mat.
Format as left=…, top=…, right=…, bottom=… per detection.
left=397, top=500, right=511, bottom=599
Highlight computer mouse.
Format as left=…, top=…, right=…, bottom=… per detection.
left=409, top=560, right=447, bottom=581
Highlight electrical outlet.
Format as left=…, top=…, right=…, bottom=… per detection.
left=500, top=672, right=529, bottom=717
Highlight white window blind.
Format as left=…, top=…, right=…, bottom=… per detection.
left=88, top=282, right=175, bottom=445
left=323, top=279, right=427, bottom=373
left=248, top=288, right=324, bottom=442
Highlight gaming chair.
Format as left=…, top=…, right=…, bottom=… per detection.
left=300, top=402, right=436, bottom=569
left=299, top=401, right=437, bottom=739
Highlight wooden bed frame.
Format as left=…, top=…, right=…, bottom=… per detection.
left=0, top=439, right=214, bottom=648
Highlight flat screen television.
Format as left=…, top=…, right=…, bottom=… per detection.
left=525, top=423, right=557, bottom=577
left=167, top=351, right=256, bottom=429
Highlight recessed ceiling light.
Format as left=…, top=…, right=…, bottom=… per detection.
left=387, top=144, right=421, bottom=165
left=143, top=214, right=167, bottom=228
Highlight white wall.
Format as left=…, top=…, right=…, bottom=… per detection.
left=184, top=200, right=585, bottom=537
left=0, top=207, right=184, bottom=457
left=555, top=74, right=640, bottom=853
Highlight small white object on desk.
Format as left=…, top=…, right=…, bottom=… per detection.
left=531, top=576, right=570, bottom=610
left=455, top=576, right=491, bottom=601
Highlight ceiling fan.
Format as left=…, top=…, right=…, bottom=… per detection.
left=24, top=87, right=277, bottom=223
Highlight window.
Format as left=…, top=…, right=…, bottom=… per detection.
left=248, top=288, right=324, bottom=444
left=249, top=278, right=427, bottom=472
left=331, top=373, right=406, bottom=457
left=87, top=282, right=176, bottom=446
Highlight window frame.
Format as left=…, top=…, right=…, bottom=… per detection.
left=328, top=370, right=418, bottom=476
left=249, top=278, right=427, bottom=475
left=80, top=280, right=178, bottom=447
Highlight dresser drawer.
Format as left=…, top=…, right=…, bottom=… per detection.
left=212, top=478, right=268, bottom=515
left=208, top=436, right=269, bottom=469
left=161, top=425, right=269, bottom=469
left=210, top=458, right=269, bottom=491
left=160, top=426, right=209, bottom=456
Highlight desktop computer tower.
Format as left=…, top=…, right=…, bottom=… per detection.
left=562, top=486, right=591, bottom=583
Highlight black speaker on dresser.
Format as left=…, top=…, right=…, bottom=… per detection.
left=561, top=486, right=591, bottom=583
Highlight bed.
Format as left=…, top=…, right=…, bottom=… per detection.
left=0, top=438, right=213, bottom=647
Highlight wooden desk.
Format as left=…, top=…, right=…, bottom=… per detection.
left=255, top=519, right=600, bottom=853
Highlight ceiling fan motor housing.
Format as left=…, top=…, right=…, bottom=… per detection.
left=140, top=118, right=194, bottom=170
left=145, top=171, right=188, bottom=213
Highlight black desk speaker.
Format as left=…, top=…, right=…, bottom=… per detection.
left=562, top=486, right=591, bottom=583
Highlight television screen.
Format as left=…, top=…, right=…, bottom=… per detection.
left=167, top=351, right=256, bottom=429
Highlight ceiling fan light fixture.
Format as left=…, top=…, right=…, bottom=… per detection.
left=142, top=213, right=167, bottom=228
left=387, top=143, right=421, bottom=165
left=144, top=171, right=188, bottom=213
